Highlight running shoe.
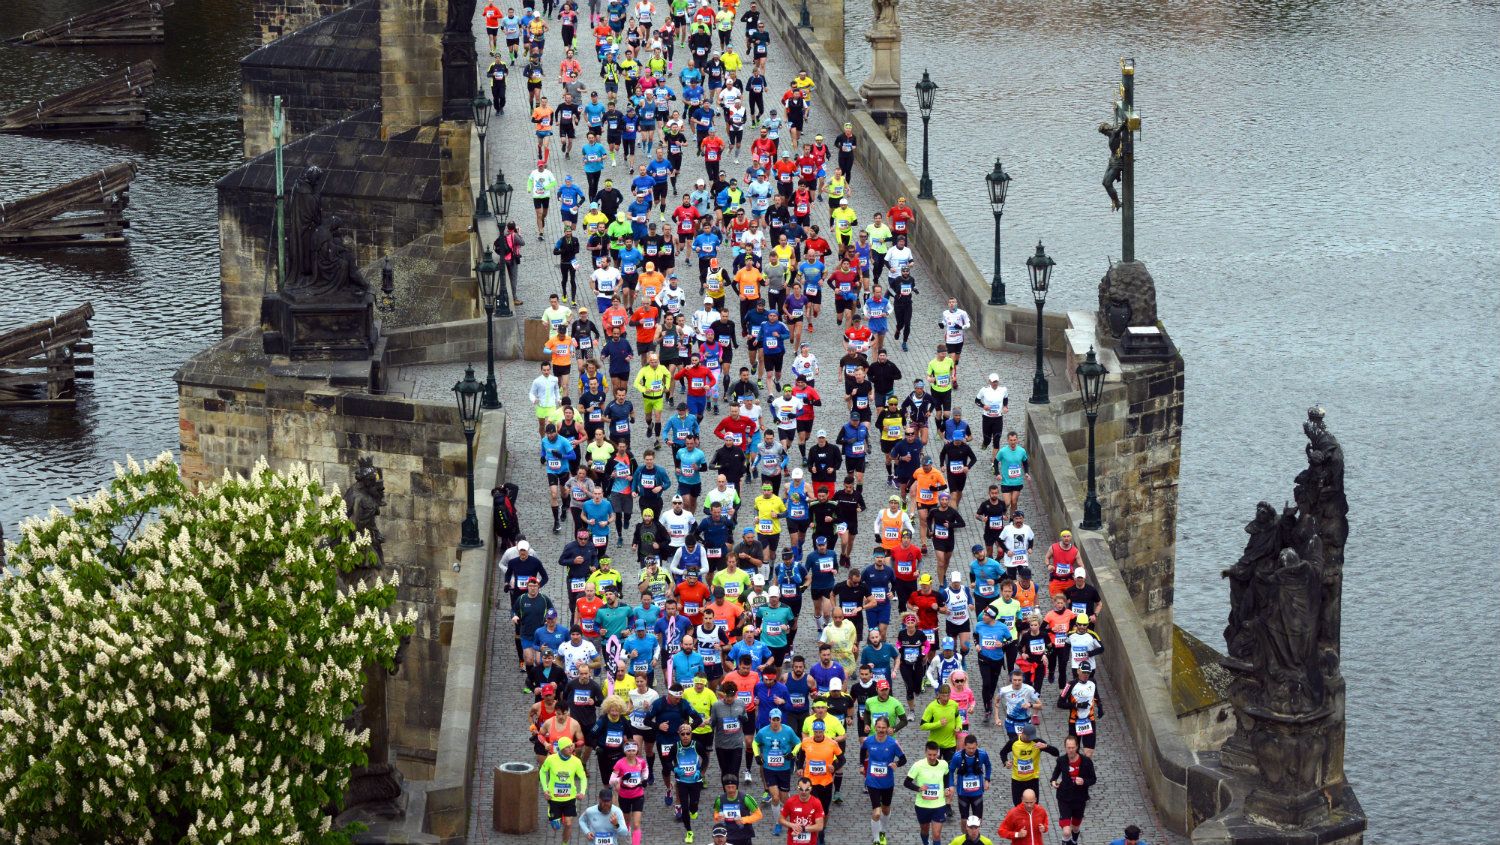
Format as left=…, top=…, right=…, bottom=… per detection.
left=684, top=832, right=694, bottom=843
left=741, top=770, right=752, bottom=782
left=550, top=819, right=561, bottom=831
left=772, top=823, right=783, bottom=836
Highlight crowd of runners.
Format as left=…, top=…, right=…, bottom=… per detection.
left=483, top=1, right=1153, bottom=843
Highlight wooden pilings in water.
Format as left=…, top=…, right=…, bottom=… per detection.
left=0, top=162, right=138, bottom=247
left=5, top=0, right=174, bottom=47
left=0, top=61, right=157, bottom=132
left=0, top=304, right=95, bottom=406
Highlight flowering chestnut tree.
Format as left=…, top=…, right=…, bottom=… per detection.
left=0, top=453, right=415, bottom=843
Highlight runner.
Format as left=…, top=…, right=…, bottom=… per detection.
left=903, top=741, right=952, bottom=845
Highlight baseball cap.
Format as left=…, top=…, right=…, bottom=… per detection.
left=1078, top=661, right=1094, bottom=673
left=770, top=708, right=783, bottom=719
left=546, top=608, right=559, bottom=618
left=816, top=429, right=828, bottom=438
left=967, top=815, right=983, bottom=828
left=988, top=373, right=999, bottom=382
left=918, top=574, right=932, bottom=584
left=971, top=543, right=984, bottom=553
left=516, top=540, right=531, bottom=552
left=876, top=678, right=890, bottom=690
left=1074, top=568, right=1087, bottom=578
left=811, top=719, right=826, bottom=730
left=743, top=526, right=755, bottom=536
left=751, top=574, right=765, bottom=585
left=792, top=467, right=804, bottom=478
left=1021, top=724, right=1038, bottom=739
left=949, top=570, right=962, bottom=582
left=713, top=826, right=730, bottom=837
left=672, top=494, right=684, bottom=503
left=941, top=636, right=955, bottom=649
left=1075, top=613, right=1090, bottom=625
left=814, top=535, right=828, bottom=545
left=827, top=677, right=842, bottom=691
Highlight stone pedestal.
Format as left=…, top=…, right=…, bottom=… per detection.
left=807, top=0, right=845, bottom=70
left=859, top=28, right=907, bottom=156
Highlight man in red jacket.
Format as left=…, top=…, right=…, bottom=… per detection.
left=997, top=788, right=1049, bottom=843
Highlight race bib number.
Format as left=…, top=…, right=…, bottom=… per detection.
left=547, top=458, right=563, bottom=471
left=574, top=689, right=593, bottom=706
left=935, top=374, right=951, bottom=387
left=808, top=759, right=827, bottom=775
left=1055, top=561, right=1072, bottom=576
left=684, top=601, right=701, bottom=615
left=980, top=637, right=1001, bottom=650
left=722, top=803, right=741, bottom=819
left=869, top=762, right=888, bottom=777
left=680, top=762, right=698, bottom=777
left=1030, top=640, right=1046, bottom=654
left=721, top=716, right=740, bottom=733
left=1075, top=718, right=1094, bottom=736
left=780, top=585, right=797, bottom=598
left=1072, top=602, right=1088, bottom=615
left=870, top=587, right=887, bottom=602
left=1016, top=757, right=1034, bottom=775
left=1007, top=465, right=1023, bottom=479
left=933, top=525, right=949, bottom=539
left=962, top=776, right=982, bottom=792
left=896, top=559, right=913, bottom=575
left=921, top=783, right=941, bottom=801
left=767, top=752, right=785, bottom=767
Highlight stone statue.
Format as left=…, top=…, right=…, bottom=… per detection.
left=1221, top=501, right=1281, bottom=661
left=1097, top=259, right=1157, bottom=338
left=1214, top=410, right=1358, bottom=830
left=336, top=457, right=407, bottom=822
left=284, top=166, right=325, bottom=284
left=343, top=456, right=386, bottom=569
left=287, top=215, right=371, bottom=302
left=872, top=0, right=899, bottom=29
left=446, top=0, right=476, bottom=31
left=1258, top=547, right=1325, bottom=713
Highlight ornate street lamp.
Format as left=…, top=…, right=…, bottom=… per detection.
left=985, top=158, right=1012, bottom=305
left=453, top=365, right=483, bottom=549
left=475, top=248, right=502, bottom=410
left=491, top=170, right=515, bottom=318
left=1077, top=346, right=1106, bottom=530
left=1026, top=240, right=1055, bottom=404
left=915, top=70, right=937, bottom=200
left=472, top=96, right=493, bottom=219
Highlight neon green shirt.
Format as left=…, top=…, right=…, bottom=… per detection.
left=920, top=699, right=960, bottom=748
left=540, top=752, right=588, bottom=802
left=908, top=758, right=950, bottom=808
left=926, top=358, right=956, bottom=393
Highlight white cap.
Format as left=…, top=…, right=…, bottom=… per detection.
left=988, top=373, right=1000, bottom=382
left=1074, top=568, right=1086, bottom=578
left=751, top=574, right=765, bottom=585
left=949, top=570, right=962, bottom=582
left=516, top=540, right=531, bottom=551
left=705, top=297, right=714, bottom=304
left=816, top=429, right=828, bottom=438
left=791, top=467, right=804, bottom=478
left=827, top=677, right=843, bottom=691
left=967, top=815, right=982, bottom=828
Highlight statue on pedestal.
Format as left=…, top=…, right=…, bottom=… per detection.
left=872, top=0, right=899, bottom=30
left=338, top=457, right=407, bottom=821
left=1216, top=407, right=1357, bottom=830
left=284, top=165, right=325, bottom=286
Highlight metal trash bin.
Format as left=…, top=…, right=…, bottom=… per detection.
left=494, top=761, right=538, bottom=833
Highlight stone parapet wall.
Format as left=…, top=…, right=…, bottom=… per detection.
left=253, top=0, right=353, bottom=44
left=380, top=0, right=444, bottom=135
left=175, top=333, right=480, bottom=780
left=241, top=1, right=382, bottom=159
left=1026, top=399, right=1198, bottom=832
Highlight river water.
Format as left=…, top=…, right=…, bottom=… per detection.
left=0, top=0, right=1494, bottom=837
left=843, top=0, right=1500, bottom=838
left=0, top=0, right=251, bottom=528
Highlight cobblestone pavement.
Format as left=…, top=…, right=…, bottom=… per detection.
left=446, top=6, right=1184, bottom=843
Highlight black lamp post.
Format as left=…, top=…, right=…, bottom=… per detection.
left=985, top=158, right=1012, bottom=305
left=472, top=96, right=493, bottom=219
left=1077, top=346, right=1106, bottom=530
left=475, top=248, right=502, bottom=410
left=798, top=0, right=811, bottom=28
left=1026, top=240, right=1054, bottom=405
left=915, top=70, right=937, bottom=200
left=454, top=365, right=483, bottom=549
left=491, top=170, right=515, bottom=317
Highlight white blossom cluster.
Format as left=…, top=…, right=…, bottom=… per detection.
left=0, top=454, right=415, bottom=844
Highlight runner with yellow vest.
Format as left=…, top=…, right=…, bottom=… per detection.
left=997, top=724, right=1058, bottom=808
left=634, top=352, right=672, bottom=446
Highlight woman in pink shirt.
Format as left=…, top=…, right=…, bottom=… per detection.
left=609, top=741, right=651, bottom=845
